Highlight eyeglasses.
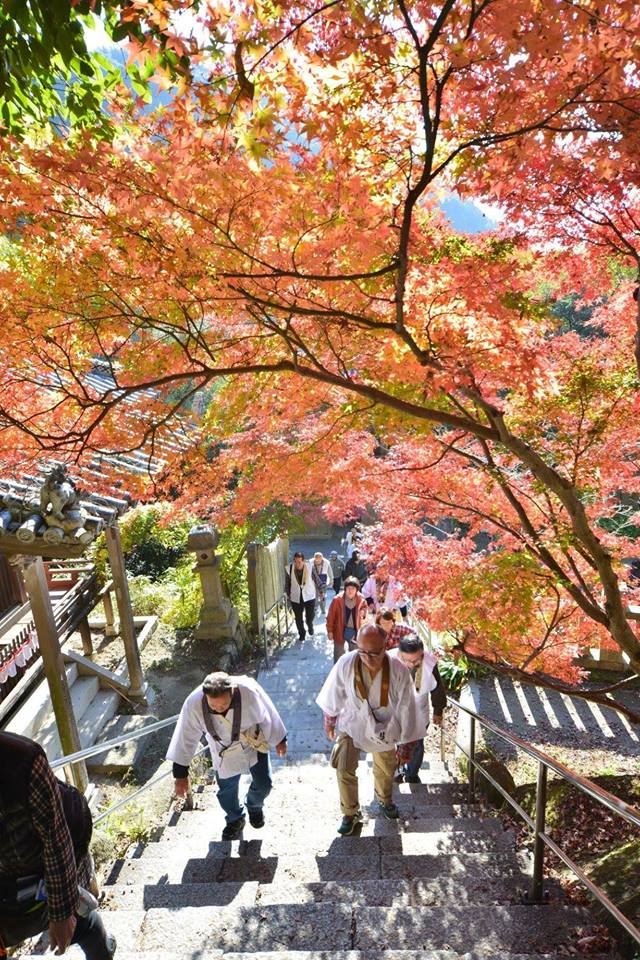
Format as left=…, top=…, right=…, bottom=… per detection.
left=356, top=647, right=386, bottom=658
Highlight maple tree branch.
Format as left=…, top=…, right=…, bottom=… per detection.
left=430, top=69, right=611, bottom=183
left=521, top=586, right=564, bottom=669
left=247, top=0, right=345, bottom=76
left=469, top=394, right=640, bottom=673
left=392, top=0, right=457, bottom=340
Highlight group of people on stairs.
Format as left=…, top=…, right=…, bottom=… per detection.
left=0, top=544, right=445, bottom=960
left=285, top=547, right=408, bottom=650
left=168, top=554, right=446, bottom=839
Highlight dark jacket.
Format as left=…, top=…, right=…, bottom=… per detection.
left=344, top=556, right=367, bottom=585
left=0, top=732, right=91, bottom=933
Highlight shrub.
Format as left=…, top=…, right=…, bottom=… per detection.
left=438, top=653, right=490, bottom=692
left=120, top=505, right=194, bottom=578
left=126, top=558, right=203, bottom=629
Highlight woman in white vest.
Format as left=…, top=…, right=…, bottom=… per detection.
left=167, top=671, right=287, bottom=840
left=285, top=551, right=317, bottom=641
left=316, top=623, right=417, bottom=835
left=388, top=635, right=446, bottom=783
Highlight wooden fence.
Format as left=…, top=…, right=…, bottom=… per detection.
left=247, top=536, right=289, bottom=634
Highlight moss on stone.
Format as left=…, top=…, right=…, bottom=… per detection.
left=587, top=837, right=640, bottom=924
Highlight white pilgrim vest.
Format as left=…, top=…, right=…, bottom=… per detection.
left=388, top=647, right=438, bottom=738
left=167, top=676, right=286, bottom=778
left=287, top=561, right=317, bottom=603
left=316, top=651, right=417, bottom=752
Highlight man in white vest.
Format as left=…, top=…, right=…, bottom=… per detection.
left=167, top=672, right=287, bottom=840
left=316, top=623, right=417, bottom=835
left=388, top=635, right=446, bottom=783
left=285, top=551, right=317, bottom=641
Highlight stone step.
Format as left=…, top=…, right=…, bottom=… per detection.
left=103, top=880, right=259, bottom=909
left=193, top=797, right=478, bottom=821
left=270, top=760, right=457, bottom=778
left=160, top=810, right=505, bottom=842
left=106, top=850, right=527, bottom=887
left=75, top=902, right=589, bottom=954
left=5, top=663, right=78, bottom=742
left=31, top=675, right=100, bottom=761
left=220, top=954, right=593, bottom=960
left=14, top=951, right=600, bottom=960
left=270, top=756, right=455, bottom=774
left=103, top=871, right=534, bottom=910
left=352, top=904, right=590, bottom=954
left=138, top=828, right=517, bottom=861
left=77, top=688, right=120, bottom=750
left=263, top=782, right=466, bottom=801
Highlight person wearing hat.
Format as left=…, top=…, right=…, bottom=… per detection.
left=167, top=671, right=287, bottom=840
left=326, top=576, right=369, bottom=663
left=329, top=550, right=346, bottom=595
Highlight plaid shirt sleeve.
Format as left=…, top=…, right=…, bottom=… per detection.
left=386, top=624, right=417, bottom=650
left=28, top=753, right=79, bottom=922
left=324, top=714, right=338, bottom=737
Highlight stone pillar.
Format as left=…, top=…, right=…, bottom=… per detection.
left=187, top=526, right=243, bottom=658
left=20, top=556, right=88, bottom=792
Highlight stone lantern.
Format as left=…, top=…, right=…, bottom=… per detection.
left=187, top=525, right=243, bottom=662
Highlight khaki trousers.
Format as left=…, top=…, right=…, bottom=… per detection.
left=334, top=733, right=397, bottom=815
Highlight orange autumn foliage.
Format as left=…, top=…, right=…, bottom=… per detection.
left=2, top=0, right=640, bottom=698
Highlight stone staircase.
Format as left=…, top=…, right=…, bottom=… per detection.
left=5, top=661, right=120, bottom=762
left=17, top=620, right=613, bottom=959
left=22, top=756, right=605, bottom=960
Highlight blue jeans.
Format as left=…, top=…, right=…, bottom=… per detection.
left=402, top=738, right=424, bottom=779
left=216, top=751, right=272, bottom=824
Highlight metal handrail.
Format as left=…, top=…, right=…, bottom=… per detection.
left=93, top=745, right=207, bottom=825
left=262, top=592, right=292, bottom=667
left=451, top=696, right=640, bottom=830
left=50, top=713, right=180, bottom=769
left=443, top=685, right=640, bottom=945
left=52, top=713, right=184, bottom=824
left=53, top=715, right=214, bottom=825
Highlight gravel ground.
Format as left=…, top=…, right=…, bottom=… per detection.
left=469, top=676, right=640, bottom=784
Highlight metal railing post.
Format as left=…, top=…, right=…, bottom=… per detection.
left=276, top=600, right=282, bottom=643
left=468, top=715, right=476, bottom=803
left=263, top=614, right=270, bottom=668
left=529, top=760, right=548, bottom=902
